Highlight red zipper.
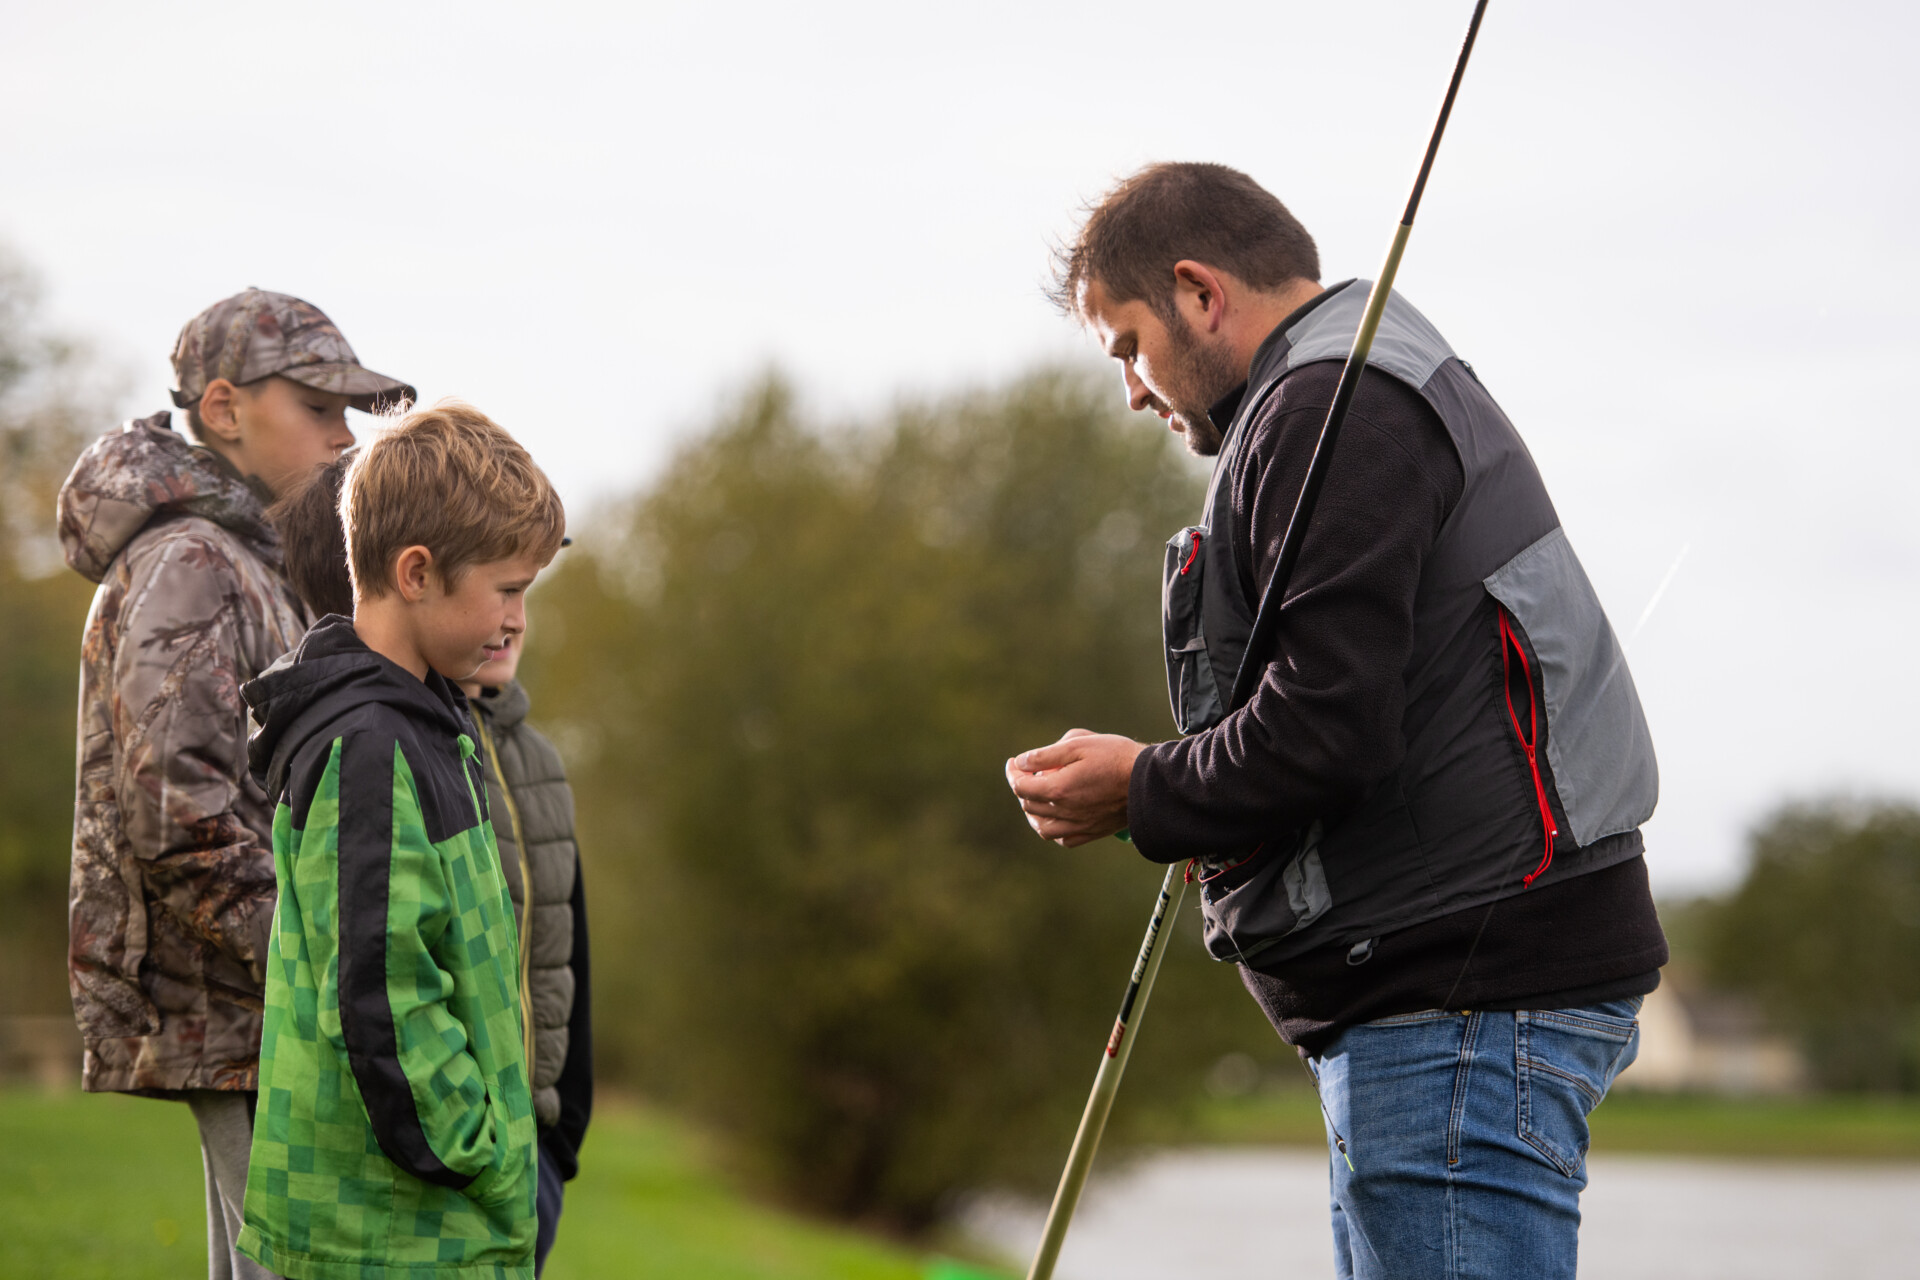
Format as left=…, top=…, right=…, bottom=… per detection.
left=1499, top=610, right=1558, bottom=886
left=1180, top=529, right=1202, bottom=575
left=1195, top=842, right=1266, bottom=885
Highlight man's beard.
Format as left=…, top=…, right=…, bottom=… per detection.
left=1156, top=313, right=1241, bottom=457
left=1168, top=406, right=1224, bottom=457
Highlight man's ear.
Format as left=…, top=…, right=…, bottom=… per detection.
left=391, top=545, right=436, bottom=603
left=198, top=379, right=244, bottom=443
left=1172, top=260, right=1229, bottom=334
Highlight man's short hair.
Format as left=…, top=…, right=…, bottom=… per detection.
left=269, top=451, right=356, bottom=618
left=1050, top=162, right=1320, bottom=320
left=343, top=399, right=566, bottom=600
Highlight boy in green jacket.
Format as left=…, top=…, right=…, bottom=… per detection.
left=269, top=451, right=593, bottom=1277
left=238, top=400, right=566, bottom=1279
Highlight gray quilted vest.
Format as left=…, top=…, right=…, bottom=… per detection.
left=470, top=680, right=580, bottom=1129
left=1163, top=283, right=1658, bottom=966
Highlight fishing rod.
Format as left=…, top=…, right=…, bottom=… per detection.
left=1227, top=0, right=1489, bottom=709
left=1025, top=5, right=1491, bottom=1277
left=1024, top=861, right=1184, bottom=1280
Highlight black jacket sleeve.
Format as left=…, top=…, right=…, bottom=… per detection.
left=1127, top=363, right=1464, bottom=861
left=541, top=855, right=594, bottom=1181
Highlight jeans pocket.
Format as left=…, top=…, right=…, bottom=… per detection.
left=1363, top=1008, right=1462, bottom=1029
left=1515, top=999, right=1641, bottom=1177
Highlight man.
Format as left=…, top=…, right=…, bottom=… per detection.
left=57, top=289, right=411, bottom=1280
left=1006, top=163, right=1666, bottom=1279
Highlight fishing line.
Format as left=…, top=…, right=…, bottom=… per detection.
left=1628, top=539, right=1693, bottom=648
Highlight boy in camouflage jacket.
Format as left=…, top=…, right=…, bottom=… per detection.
left=58, top=289, right=410, bottom=1280
left=238, top=401, right=565, bottom=1280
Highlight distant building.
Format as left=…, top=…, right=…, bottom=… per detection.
left=1617, top=981, right=1808, bottom=1094
left=0, top=1016, right=80, bottom=1089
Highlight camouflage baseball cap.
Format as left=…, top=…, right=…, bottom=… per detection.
left=170, top=288, right=415, bottom=414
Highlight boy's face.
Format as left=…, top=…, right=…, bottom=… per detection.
left=417, top=552, right=548, bottom=682
left=203, top=375, right=355, bottom=497
left=466, top=626, right=525, bottom=692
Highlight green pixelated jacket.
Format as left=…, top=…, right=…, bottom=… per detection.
left=236, top=616, right=535, bottom=1279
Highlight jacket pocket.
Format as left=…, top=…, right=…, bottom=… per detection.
left=1163, top=525, right=1224, bottom=734
left=1196, top=821, right=1330, bottom=964
left=1498, top=606, right=1560, bottom=886
left=1515, top=998, right=1642, bottom=1178
left=460, top=1101, right=521, bottom=1208
left=1483, top=528, right=1659, bottom=847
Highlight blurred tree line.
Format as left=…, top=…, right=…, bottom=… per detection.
left=0, top=243, right=1279, bottom=1224
left=1699, top=801, right=1920, bottom=1093
left=518, top=373, right=1278, bottom=1227
left=0, top=249, right=122, bottom=1016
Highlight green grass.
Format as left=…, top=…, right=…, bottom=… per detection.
left=0, top=1089, right=1010, bottom=1280
left=1170, top=1086, right=1920, bottom=1161
left=1, top=1089, right=209, bottom=1279
left=17, top=1083, right=1916, bottom=1280
left=541, top=1101, right=1005, bottom=1280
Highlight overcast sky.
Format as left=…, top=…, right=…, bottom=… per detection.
left=4, top=0, right=1915, bottom=894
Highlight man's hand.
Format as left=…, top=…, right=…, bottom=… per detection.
left=1005, top=729, right=1147, bottom=847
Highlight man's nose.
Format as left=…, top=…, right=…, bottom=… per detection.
left=1122, top=364, right=1152, bottom=413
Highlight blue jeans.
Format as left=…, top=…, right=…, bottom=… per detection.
left=1307, top=998, right=1642, bottom=1280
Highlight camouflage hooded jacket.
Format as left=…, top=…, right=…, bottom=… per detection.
left=58, top=411, right=310, bottom=1093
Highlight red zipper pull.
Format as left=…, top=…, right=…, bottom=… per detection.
left=1180, top=530, right=1202, bottom=575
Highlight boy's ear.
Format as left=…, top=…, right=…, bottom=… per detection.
left=391, top=545, right=437, bottom=603
left=198, top=379, right=245, bottom=443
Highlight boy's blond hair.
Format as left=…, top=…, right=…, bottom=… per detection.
left=343, top=399, right=566, bottom=600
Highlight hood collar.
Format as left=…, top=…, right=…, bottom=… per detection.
left=242, top=614, right=473, bottom=802
left=469, top=679, right=531, bottom=732
left=57, top=410, right=281, bottom=584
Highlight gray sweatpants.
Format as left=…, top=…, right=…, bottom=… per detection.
left=183, top=1090, right=280, bottom=1280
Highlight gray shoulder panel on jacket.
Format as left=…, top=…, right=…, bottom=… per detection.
left=1283, top=283, right=1456, bottom=391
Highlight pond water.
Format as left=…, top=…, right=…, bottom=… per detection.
left=962, top=1147, right=1920, bottom=1279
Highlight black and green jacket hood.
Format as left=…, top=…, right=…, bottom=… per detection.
left=247, top=614, right=475, bottom=807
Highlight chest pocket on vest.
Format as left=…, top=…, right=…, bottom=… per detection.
left=1163, top=525, right=1225, bottom=735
